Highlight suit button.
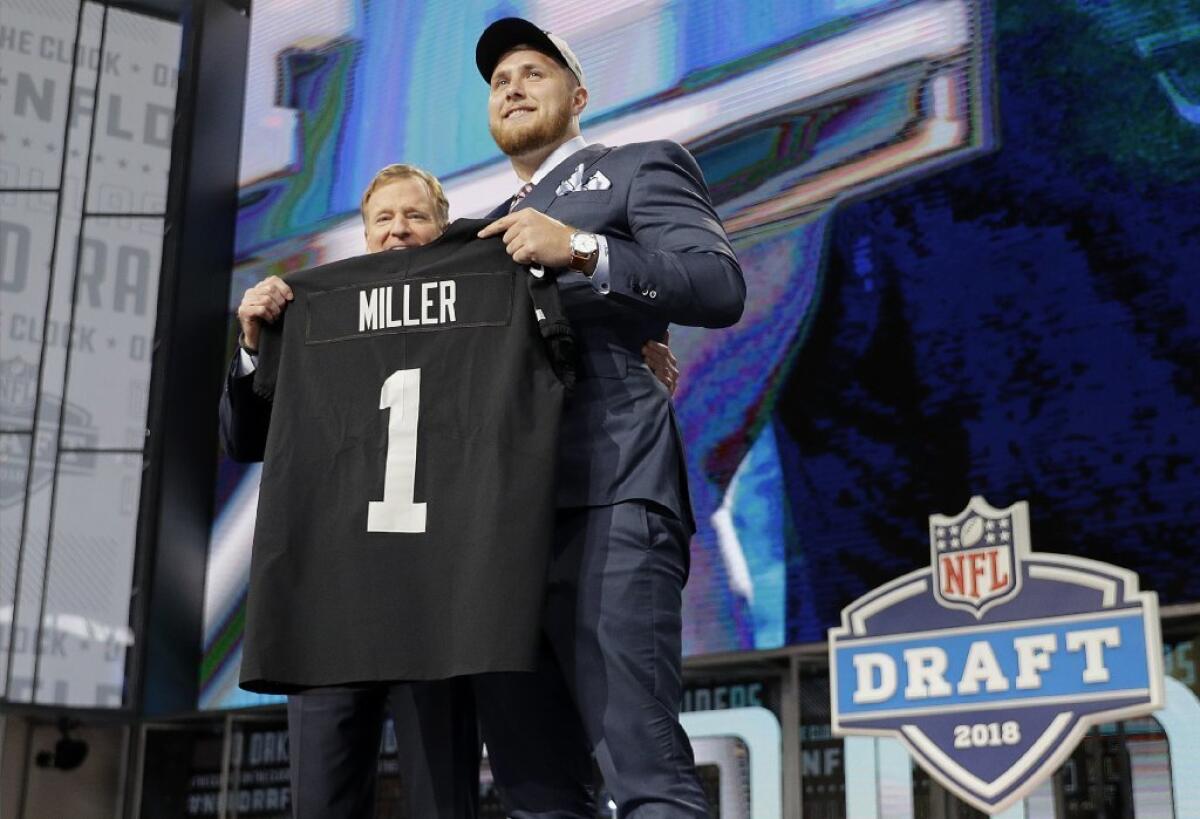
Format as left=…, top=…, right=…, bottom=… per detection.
left=641, top=288, right=649, bottom=296
left=649, top=290, right=657, bottom=299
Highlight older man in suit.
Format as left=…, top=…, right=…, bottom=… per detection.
left=472, top=18, right=745, bottom=819
left=222, top=165, right=481, bottom=819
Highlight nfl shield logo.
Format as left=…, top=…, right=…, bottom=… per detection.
left=931, top=497, right=1024, bottom=617
left=0, top=356, right=99, bottom=508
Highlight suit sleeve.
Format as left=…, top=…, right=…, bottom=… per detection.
left=600, top=140, right=745, bottom=328
left=251, top=318, right=283, bottom=402
left=218, top=353, right=272, bottom=462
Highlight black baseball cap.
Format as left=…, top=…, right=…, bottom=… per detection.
left=476, top=17, right=585, bottom=87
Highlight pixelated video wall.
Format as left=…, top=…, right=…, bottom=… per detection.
left=201, top=0, right=1200, bottom=708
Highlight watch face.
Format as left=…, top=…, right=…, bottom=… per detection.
left=572, top=233, right=599, bottom=255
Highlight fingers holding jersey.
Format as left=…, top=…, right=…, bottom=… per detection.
left=237, top=276, right=294, bottom=350
left=480, top=209, right=574, bottom=268
left=506, top=239, right=539, bottom=266
left=256, top=276, right=293, bottom=306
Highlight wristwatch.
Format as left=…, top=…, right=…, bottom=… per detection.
left=568, top=231, right=599, bottom=275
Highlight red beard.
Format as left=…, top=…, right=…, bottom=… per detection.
left=489, top=103, right=572, bottom=158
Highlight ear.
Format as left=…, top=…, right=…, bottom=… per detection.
left=571, top=85, right=588, bottom=117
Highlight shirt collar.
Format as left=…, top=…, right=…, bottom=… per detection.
left=529, top=135, right=589, bottom=186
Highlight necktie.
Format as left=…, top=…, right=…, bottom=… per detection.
left=509, top=182, right=534, bottom=212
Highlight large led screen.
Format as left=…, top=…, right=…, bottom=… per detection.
left=201, top=0, right=1199, bottom=709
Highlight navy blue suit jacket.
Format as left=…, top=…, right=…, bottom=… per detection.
left=493, top=140, right=745, bottom=529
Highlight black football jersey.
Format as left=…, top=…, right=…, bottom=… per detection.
left=239, top=219, right=574, bottom=692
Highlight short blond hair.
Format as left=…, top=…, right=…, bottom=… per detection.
left=360, top=164, right=450, bottom=229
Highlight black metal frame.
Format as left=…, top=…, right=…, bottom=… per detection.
left=128, top=0, right=249, bottom=722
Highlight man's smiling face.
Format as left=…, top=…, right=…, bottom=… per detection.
left=487, top=47, right=583, bottom=158
left=363, top=178, right=444, bottom=252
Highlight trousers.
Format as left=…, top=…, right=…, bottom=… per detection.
left=477, top=502, right=709, bottom=818
left=287, top=678, right=479, bottom=818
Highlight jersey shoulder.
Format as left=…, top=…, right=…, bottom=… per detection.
left=284, top=250, right=398, bottom=290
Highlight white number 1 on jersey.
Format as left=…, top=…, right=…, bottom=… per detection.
left=367, top=368, right=427, bottom=533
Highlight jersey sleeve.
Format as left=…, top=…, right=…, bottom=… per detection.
left=525, top=268, right=577, bottom=392
left=252, top=315, right=285, bottom=401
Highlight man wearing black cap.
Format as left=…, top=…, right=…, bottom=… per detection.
left=474, top=17, right=745, bottom=819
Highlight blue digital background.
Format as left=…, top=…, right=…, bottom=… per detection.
left=774, top=0, right=1199, bottom=643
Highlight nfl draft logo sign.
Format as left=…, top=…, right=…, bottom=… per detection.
left=829, top=497, right=1163, bottom=814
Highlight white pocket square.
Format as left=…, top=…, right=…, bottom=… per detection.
left=555, top=164, right=611, bottom=196
left=556, top=163, right=586, bottom=196
left=583, top=171, right=611, bottom=191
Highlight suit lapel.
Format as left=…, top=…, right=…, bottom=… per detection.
left=514, top=143, right=612, bottom=215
